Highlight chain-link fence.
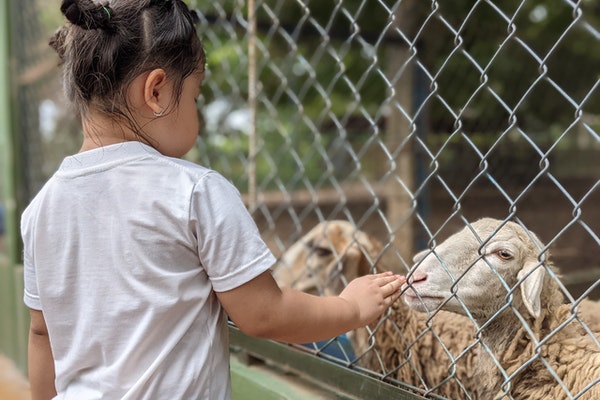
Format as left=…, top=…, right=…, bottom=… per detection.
left=4, top=0, right=600, bottom=398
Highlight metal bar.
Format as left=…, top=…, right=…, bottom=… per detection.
left=0, top=0, right=20, bottom=366
left=229, top=326, right=427, bottom=400
left=247, top=0, right=257, bottom=211
left=0, top=0, right=17, bottom=266
left=384, top=0, right=421, bottom=261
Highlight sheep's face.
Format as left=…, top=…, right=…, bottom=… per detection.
left=272, top=221, right=380, bottom=296
left=403, top=218, right=547, bottom=320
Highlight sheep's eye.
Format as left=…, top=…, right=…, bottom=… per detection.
left=496, top=249, right=513, bottom=260
left=312, top=246, right=333, bottom=258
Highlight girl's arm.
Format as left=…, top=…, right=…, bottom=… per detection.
left=28, top=309, right=56, bottom=400
left=216, top=270, right=403, bottom=343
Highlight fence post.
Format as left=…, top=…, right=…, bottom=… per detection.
left=247, top=0, right=258, bottom=212
left=0, top=0, right=17, bottom=267
left=384, top=0, right=421, bottom=261
left=0, top=0, right=21, bottom=366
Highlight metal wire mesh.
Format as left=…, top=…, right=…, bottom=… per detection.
left=7, top=0, right=600, bottom=398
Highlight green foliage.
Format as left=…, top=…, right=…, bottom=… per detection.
left=191, top=0, right=599, bottom=187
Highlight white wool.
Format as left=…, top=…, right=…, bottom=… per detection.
left=405, top=218, right=600, bottom=399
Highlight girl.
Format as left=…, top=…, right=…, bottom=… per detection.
left=22, top=1, right=403, bottom=399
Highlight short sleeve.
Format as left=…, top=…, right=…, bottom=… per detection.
left=21, top=206, right=42, bottom=310
left=191, top=172, right=276, bottom=292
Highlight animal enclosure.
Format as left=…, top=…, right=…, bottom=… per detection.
left=2, top=0, right=599, bottom=399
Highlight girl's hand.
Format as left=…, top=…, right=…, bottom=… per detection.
left=339, top=272, right=405, bottom=326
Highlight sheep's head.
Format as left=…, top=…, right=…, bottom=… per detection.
left=403, top=218, right=554, bottom=321
left=272, top=220, right=382, bottom=296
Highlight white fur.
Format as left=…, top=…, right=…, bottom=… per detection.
left=404, top=218, right=600, bottom=399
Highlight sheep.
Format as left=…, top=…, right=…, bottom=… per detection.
left=272, top=220, right=379, bottom=298
left=403, top=217, right=600, bottom=399
left=273, top=220, right=483, bottom=399
left=0, top=354, right=30, bottom=400
left=272, top=220, right=381, bottom=358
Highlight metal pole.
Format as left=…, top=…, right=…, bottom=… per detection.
left=385, top=0, right=421, bottom=262
left=247, top=0, right=257, bottom=211
left=0, top=0, right=21, bottom=366
left=0, top=0, right=17, bottom=266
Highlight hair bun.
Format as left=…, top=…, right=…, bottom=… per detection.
left=61, top=0, right=112, bottom=30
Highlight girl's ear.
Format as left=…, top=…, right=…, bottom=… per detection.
left=144, top=69, right=168, bottom=116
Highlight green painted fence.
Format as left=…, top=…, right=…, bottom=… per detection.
left=1, top=0, right=28, bottom=374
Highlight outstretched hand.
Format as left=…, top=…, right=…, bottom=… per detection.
left=218, top=270, right=405, bottom=343
left=339, top=272, right=405, bottom=327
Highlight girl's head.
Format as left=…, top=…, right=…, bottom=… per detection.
left=51, top=0, right=206, bottom=156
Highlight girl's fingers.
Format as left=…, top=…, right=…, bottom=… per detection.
left=369, top=274, right=404, bottom=298
left=373, top=273, right=405, bottom=287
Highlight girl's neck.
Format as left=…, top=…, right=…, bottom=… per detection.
left=79, top=111, right=144, bottom=153
left=79, top=136, right=131, bottom=153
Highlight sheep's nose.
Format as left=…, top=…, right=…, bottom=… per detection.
left=408, top=271, right=428, bottom=284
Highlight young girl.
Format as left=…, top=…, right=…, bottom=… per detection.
left=22, top=1, right=403, bottom=399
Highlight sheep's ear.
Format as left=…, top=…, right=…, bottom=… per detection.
left=354, top=232, right=381, bottom=275
left=341, top=244, right=362, bottom=279
left=517, top=261, right=545, bottom=318
left=356, top=249, right=372, bottom=277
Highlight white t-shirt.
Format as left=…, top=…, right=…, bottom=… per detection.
left=21, top=142, right=276, bottom=400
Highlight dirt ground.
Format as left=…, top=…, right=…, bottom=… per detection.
left=252, top=177, right=600, bottom=300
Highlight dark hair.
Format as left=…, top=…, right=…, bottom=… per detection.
left=50, top=0, right=205, bottom=135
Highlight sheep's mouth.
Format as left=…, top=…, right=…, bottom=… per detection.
left=402, top=288, right=445, bottom=303
left=402, top=291, right=446, bottom=313
left=403, top=292, right=444, bottom=301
